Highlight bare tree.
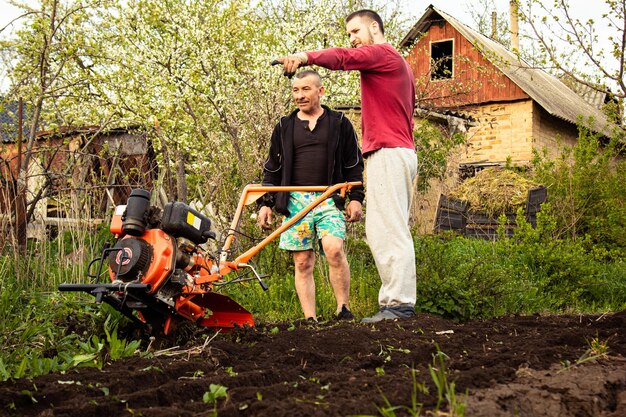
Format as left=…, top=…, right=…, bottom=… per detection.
left=1, top=0, right=114, bottom=253
left=467, top=0, right=511, bottom=47
left=517, top=0, right=625, bottom=103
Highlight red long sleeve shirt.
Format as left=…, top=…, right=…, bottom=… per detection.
left=306, top=43, right=416, bottom=155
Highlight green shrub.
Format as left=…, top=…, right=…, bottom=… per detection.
left=420, top=205, right=626, bottom=319
left=531, top=122, right=626, bottom=257
left=503, top=208, right=626, bottom=310
left=415, top=234, right=511, bottom=320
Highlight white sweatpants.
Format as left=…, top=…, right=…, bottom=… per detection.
left=365, top=147, right=418, bottom=307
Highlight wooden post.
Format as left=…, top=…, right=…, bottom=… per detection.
left=16, top=97, right=27, bottom=255
left=509, top=0, right=520, bottom=51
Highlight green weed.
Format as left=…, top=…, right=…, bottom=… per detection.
left=429, top=348, right=466, bottom=416
left=350, top=367, right=428, bottom=417
left=351, top=346, right=467, bottom=417
left=203, top=384, right=229, bottom=417
left=104, top=316, right=141, bottom=361
left=561, top=335, right=610, bottom=372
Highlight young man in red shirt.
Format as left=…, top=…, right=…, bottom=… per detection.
left=274, top=9, right=418, bottom=323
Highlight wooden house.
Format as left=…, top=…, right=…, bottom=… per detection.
left=399, top=5, right=618, bottom=232
left=401, top=5, right=616, bottom=175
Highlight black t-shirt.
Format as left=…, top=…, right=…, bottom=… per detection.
left=291, top=110, right=330, bottom=186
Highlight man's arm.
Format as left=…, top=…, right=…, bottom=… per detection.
left=341, top=117, right=365, bottom=204
left=306, top=45, right=391, bottom=72
left=344, top=200, right=362, bottom=222
left=257, top=206, right=274, bottom=229
left=275, top=52, right=309, bottom=77
left=340, top=117, right=364, bottom=223
left=261, top=122, right=283, bottom=188
left=257, top=122, right=282, bottom=227
left=274, top=44, right=393, bottom=76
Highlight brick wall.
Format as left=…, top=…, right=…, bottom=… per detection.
left=411, top=100, right=583, bottom=233
left=531, top=102, right=578, bottom=159
left=462, top=99, right=535, bottom=165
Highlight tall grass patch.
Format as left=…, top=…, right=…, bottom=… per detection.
left=414, top=234, right=512, bottom=320
left=0, top=223, right=141, bottom=381
left=531, top=122, right=626, bottom=257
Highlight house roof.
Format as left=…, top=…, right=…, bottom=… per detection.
left=334, top=103, right=477, bottom=132
left=400, top=5, right=616, bottom=137
left=35, top=125, right=104, bottom=139
left=562, top=78, right=614, bottom=110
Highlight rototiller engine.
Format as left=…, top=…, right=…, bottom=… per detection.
left=59, top=182, right=361, bottom=335
left=59, top=188, right=260, bottom=335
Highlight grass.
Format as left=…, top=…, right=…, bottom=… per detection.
left=0, top=225, right=142, bottom=381
left=429, top=349, right=466, bottom=416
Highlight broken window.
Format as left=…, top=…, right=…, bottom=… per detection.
left=431, top=40, right=454, bottom=80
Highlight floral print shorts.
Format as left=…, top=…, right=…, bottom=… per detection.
left=279, top=192, right=346, bottom=251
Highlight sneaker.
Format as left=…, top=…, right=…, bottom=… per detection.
left=336, top=305, right=354, bottom=321
left=360, top=305, right=415, bottom=324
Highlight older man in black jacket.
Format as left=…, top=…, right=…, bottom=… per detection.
left=258, top=70, right=364, bottom=321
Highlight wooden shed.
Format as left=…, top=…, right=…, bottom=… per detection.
left=1, top=125, right=157, bottom=239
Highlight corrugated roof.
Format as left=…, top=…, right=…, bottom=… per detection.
left=400, top=6, right=616, bottom=137
left=563, top=79, right=609, bottom=110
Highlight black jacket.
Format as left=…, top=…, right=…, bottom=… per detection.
left=261, top=105, right=364, bottom=215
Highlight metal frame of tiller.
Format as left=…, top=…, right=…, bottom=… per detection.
left=59, top=182, right=361, bottom=334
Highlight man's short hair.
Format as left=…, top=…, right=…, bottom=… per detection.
left=346, top=9, right=384, bottom=35
left=293, top=69, right=323, bottom=86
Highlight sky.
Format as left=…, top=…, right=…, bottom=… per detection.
left=0, top=0, right=25, bottom=32
left=0, top=0, right=609, bottom=44
left=0, top=0, right=615, bottom=90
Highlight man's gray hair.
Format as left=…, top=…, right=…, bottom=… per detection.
left=293, top=69, right=323, bottom=86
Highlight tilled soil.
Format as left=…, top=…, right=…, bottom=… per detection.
left=1, top=311, right=625, bottom=417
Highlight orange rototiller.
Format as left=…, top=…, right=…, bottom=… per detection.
left=58, top=182, right=361, bottom=335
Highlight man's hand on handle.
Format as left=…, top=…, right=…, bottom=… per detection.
left=257, top=206, right=274, bottom=229
left=272, top=52, right=308, bottom=78
left=345, top=200, right=362, bottom=222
